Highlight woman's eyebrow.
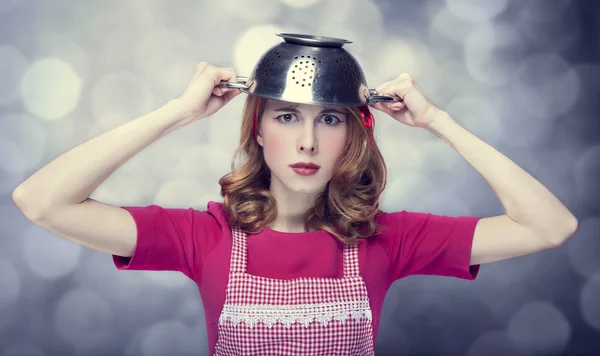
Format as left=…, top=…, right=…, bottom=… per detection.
left=272, top=106, right=300, bottom=113
left=320, top=108, right=348, bottom=115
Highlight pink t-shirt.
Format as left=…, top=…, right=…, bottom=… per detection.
left=113, top=201, right=480, bottom=355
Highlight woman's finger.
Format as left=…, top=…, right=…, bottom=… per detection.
left=387, top=101, right=405, bottom=111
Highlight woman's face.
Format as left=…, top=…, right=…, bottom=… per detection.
left=256, top=99, right=349, bottom=195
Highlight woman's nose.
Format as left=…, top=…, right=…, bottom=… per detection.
left=298, top=124, right=317, bottom=153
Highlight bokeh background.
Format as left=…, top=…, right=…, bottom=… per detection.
left=1, top=0, right=599, bottom=355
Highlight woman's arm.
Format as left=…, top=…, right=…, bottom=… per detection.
left=12, top=63, right=240, bottom=257
left=427, top=113, right=578, bottom=265
left=12, top=99, right=188, bottom=219
left=371, top=73, right=578, bottom=265
left=12, top=63, right=239, bottom=219
left=11, top=100, right=188, bottom=257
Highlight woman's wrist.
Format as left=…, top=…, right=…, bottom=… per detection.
left=158, top=99, right=199, bottom=134
left=165, top=98, right=194, bottom=120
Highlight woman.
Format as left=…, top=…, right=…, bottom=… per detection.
left=12, top=42, right=579, bottom=355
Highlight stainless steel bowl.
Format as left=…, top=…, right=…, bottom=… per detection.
left=218, top=33, right=395, bottom=106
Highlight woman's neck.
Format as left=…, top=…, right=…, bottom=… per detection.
left=267, top=177, right=322, bottom=233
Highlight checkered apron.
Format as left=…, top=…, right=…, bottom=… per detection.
left=214, top=225, right=375, bottom=355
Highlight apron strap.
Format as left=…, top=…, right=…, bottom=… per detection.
left=343, top=243, right=360, bottom=278
left=229, top=225, right=247, bottom=274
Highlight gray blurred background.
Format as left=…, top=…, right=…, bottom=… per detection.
left=1, top=0, right=599, bottom=355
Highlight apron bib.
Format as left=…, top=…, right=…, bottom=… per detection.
left=214, top=225, right=375, bottom=355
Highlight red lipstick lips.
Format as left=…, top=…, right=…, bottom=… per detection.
left=290, top=162, right=320, bottom=169
left=290, top=162, right=320, bottom=176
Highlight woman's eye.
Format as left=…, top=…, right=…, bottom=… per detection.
left=322, top=115, right=341, bottom=125
left=277, top=113, right=297, bottom=123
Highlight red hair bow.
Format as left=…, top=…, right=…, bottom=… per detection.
left=359, top=105, right=375, bottom=146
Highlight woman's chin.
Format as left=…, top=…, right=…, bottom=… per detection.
left=286, top=183, right=326, bottom=196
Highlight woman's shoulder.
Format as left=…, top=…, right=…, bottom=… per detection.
left=205, top=200, right=231, bottom=229
left=146, top=201, right=229, bottom=234
left=374, top=209, right=407, bottom=226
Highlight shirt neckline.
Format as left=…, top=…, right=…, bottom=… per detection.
left=262, top=226, right=326, bottom=236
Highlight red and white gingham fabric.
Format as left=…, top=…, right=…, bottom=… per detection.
left=214, top=225, right=375, bottom=355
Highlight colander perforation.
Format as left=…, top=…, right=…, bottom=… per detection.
left=290, top=54, right=319, bottom=87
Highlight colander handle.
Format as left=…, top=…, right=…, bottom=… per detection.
left=367, top=89, right=399, bottom=104
left=217, top=76, right=250, bottom=89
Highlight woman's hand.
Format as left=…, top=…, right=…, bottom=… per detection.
left=369, top=73, right=446, bottom=129
left=174, top=62, right=243, bottom=126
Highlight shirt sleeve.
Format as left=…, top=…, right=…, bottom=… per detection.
left=112, top=205, right=222, bottom=281
left=377, top=210, right=481, bottom=281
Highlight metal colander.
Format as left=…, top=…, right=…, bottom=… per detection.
left=218, top=33, right=395, bottom=106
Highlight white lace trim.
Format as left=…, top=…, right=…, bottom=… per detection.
left=218, top=300, right=372, bottom=329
